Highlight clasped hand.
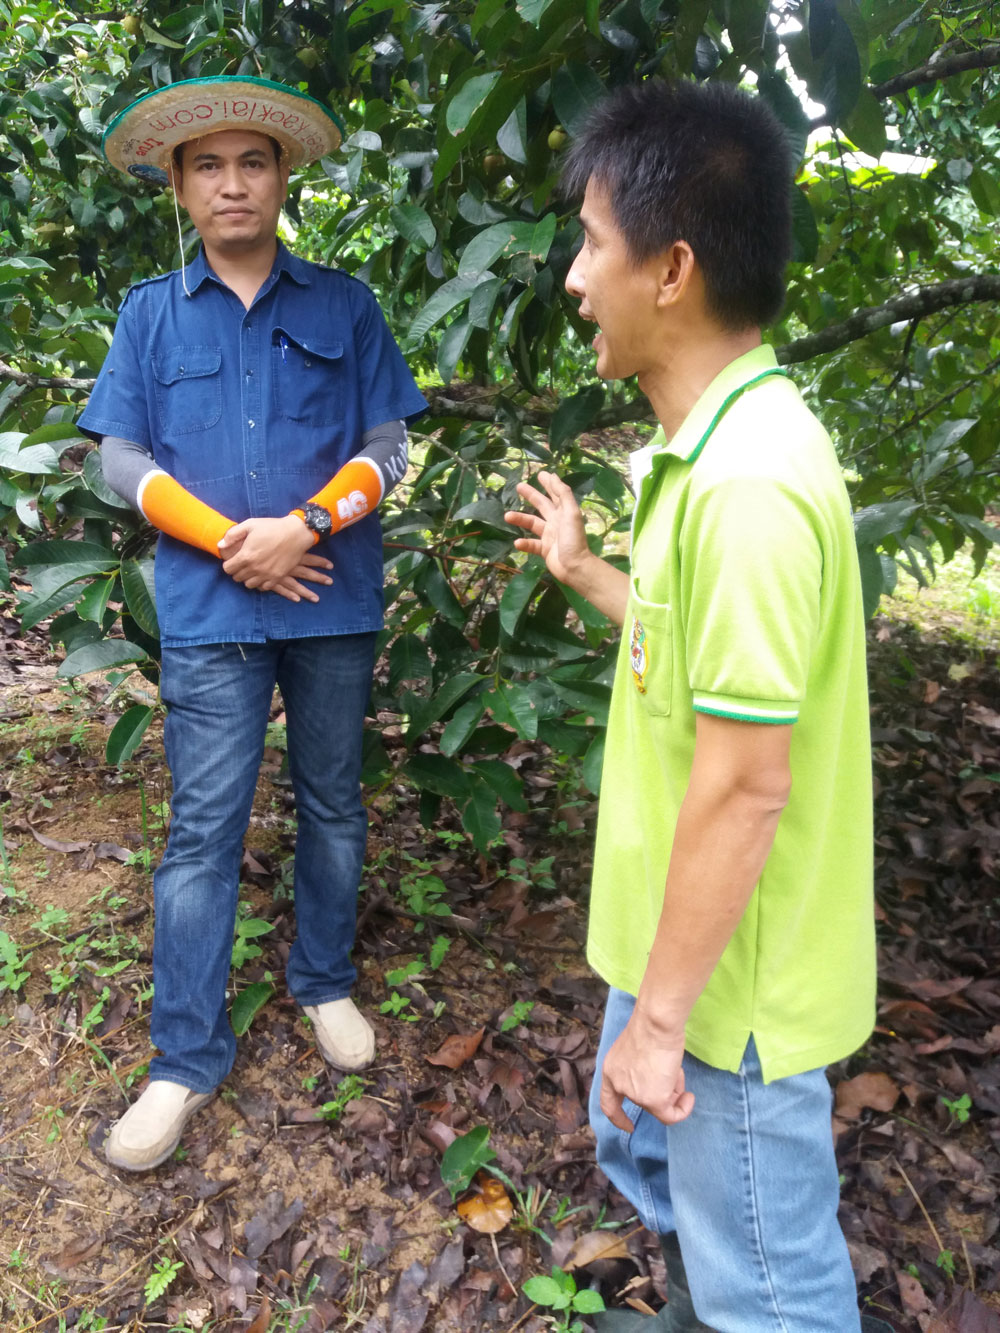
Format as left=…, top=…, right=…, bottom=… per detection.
left=218, top=516, right=333, bottom=603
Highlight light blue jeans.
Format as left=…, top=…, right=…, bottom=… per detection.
left=149, top=635, right=376, bottom=1092
left=590, top=988, right=862, bottom=1332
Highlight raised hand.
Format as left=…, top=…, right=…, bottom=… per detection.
left=504, top=469, right=592, bottom=586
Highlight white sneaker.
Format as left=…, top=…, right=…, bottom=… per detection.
left=303, top=998, right=376, bottom=1071
left=104, top=1080, right=215, bottom=1171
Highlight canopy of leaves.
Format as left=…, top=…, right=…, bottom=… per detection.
left=1, top=0, right=998, bottom=834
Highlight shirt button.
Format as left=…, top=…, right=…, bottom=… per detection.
left=249, top=471, right=257, bottom=479
left=246, top=369, right=253, bottom=376
left=179, top=365, right=185, bottom=373
left=248, top=418, right=255, bottom=428
left=304, top=359, right=312, bottom=368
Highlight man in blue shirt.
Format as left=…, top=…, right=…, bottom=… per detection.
left=79, top=77, right=426, bottom=1171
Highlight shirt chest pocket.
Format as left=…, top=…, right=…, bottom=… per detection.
left=272, top=328, right=344, bottom=425
left=151, top=346, right=222, bottom=436
left=628, top=578, right=673, bottom=718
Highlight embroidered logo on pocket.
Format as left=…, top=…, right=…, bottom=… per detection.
left=630, top=615, right=648, bottom=694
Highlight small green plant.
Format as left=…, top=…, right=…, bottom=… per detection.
left=523, top=1266, right=605, bottom=1331
left=301, top=1074, right=319, bottom=1092
left=319, top=1073, right=366, bottom=1122
left=385, top=958, right=424, bottom=988
left=549, top=1196, right=587, bottom=1228
left=509, top=855, right=557, bottom=893
left=0, top=931, right=30, bottom=994
left=380, top=990, right=418, bottom=1020
left=398, top=864, right=452, bottom=929
left=144, top=1255, right=184, bottom=1304
left=940, top=1092, right=972, bottom=1127
left=81, top=986, right=111, bottom=1034
left=936, top=1249, right=956, bottom=1280
left=231, top=907, right=273, bottom=968
left=501, top=1000, right=535, bottom=1033
left=8, top=1248, right=24, bottom=1269
left=41, top=1104, right=65, bottom=1143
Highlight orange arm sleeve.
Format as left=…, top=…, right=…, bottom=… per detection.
left=140, top=471, right=233, bottom=557
left=292, top=457, right=384, bottom=535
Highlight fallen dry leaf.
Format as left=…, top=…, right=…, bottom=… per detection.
left=896, top=1268, right=933, bottom=1317
left=245, top=1296, right=271, bottom=1333
left=426, top=1027, right=485, bottom=1070
left=564, top=1230, right=630, bottom=1270
left=835, top=1071, right=900, bottom=1120
left=456, top=1175, right=513, bottom=1234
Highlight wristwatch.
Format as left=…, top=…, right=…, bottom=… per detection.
left=291, top=502, right=333, bottom=540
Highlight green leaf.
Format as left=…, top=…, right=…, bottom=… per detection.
left=497, top=98, right=528, bottom=164
left=499, top=570, right=540, bottom=636
left=844, top=88, right=886, bottom=157
left=0, top=433, right=60, bottom=476
left=856, top=542, right=885, bottom=620
left=106, top=704, right=154, bottom=767
left=523, top=1275, right=565, bottom=1306
left=551, top=63, right=605, bottom=138
left=853, top=500, right=917, bottom=545
left=470, top=758, right=528, bottom=811
left=582, top=731, right=605, bottom=795
left=402, top=752, right=472, bottom=800
left=790, top=188, right=818, bottom=265
left=572, top=1289, right=606, bottom=1314
left=58, top=638, right=147, bottom=679
left=404, top=672, right=483, bottom=742
left=77, top=576, right=114, bottom=625
left=407, top=274, right=482, bottom=343
left=121, top=558, right=159, bottom=637
left=489, top=679, right=539, bottom=739
left=516, top=0, right=559, bottom=25
left=441, top=1125, right=496, bottom=1199
left=549, top=385, right=606, bottom=451
left=388, top=203, right=437, bottom=249
left=231, top=982, right=275, bottom=1036
left=17, top=539, right=116, bottom=569
left=83, top=449, right=131, bottom=509
left=461, top=782, right=501, bottom=850
left=445, top=72, right=502, bottom=137
left=969, top=167, right=1000, bottom=216
left=438, top=315, right=473, bottom=385
left=440, top=696, right=486, bottom=757
left=389, top=633, right=433, bottom=688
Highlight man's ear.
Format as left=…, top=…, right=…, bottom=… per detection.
left=655, top=240, right=697, bottom=309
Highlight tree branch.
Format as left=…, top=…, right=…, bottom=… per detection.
left=0, top=360, right=96, bottom=391
left=870, top=44, right=1000, bottom=100
left=775, top=274, right=1000, bottom=365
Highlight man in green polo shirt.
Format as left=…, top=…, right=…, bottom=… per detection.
left=507, top=80, right=877, bottom=1332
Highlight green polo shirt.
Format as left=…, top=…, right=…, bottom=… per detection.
left=587, top=344, right=875, bottom=1082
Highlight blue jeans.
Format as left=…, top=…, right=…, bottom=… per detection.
left=149, top=635, right=376, bottom=1092
left=590, top=988, right=862, bottom=1332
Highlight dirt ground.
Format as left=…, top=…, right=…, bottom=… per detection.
left=1, top=583, right=999, bottom=1333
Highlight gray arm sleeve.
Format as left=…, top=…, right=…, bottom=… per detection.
left=359, top=419, right=408, bottom=498
left=100, top=435, right=157, bottom=511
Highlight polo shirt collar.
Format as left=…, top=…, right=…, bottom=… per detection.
left=648, top=343, right=786, bottom=465
left=181, top=238, right=313, bottom=293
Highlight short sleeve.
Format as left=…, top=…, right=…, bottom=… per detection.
left=350, top=286, right=427, bottom=432
left=681, top=478, right=822, bottom=724
left=77, top=291, right=153, bottom=448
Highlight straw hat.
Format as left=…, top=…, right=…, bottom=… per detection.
left=103, top=75, right=344, bottom=185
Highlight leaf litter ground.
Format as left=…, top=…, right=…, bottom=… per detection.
left=0, top=585, right=998, bottom=1333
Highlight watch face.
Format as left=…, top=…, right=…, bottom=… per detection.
left=304, top=502, right=333, bottom=537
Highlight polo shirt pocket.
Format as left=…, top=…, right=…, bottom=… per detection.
left=628, top=578, right=672, bottom=717
left=272, top=328, right=344, bottom=425
left=151, top=346, right=222, bottom=435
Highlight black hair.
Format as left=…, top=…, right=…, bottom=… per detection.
left=560, top=79, right=793, bottom=329
left=172, top=133, right=283, bottom=172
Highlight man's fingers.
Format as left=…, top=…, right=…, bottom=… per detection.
left=511, top=538, right=544, bottom=558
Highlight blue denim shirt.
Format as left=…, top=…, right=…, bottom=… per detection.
left=79, top=243, right=426, bottom=647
